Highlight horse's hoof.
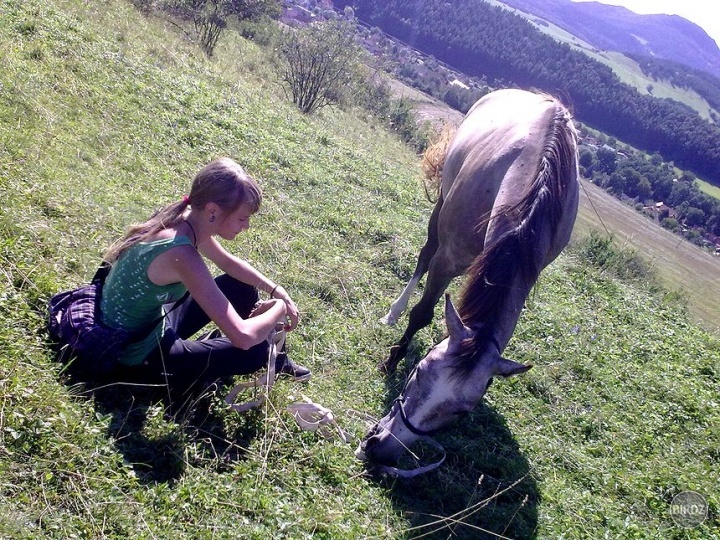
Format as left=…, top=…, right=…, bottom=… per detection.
left=379, top=313, right=397, bottom=326
left=380, top=358, right=398, bottom=375
left=381, top=344, right=405, bottom=375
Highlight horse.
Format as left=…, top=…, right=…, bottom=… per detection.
left=359, top=88, right=579, bottom=468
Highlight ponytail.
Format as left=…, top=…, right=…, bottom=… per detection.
left=103, top=198, right=190, bottom=262
left=103, top=158, right=261, bottom=262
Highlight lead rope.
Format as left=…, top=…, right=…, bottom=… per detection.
left=224, top=325, right=283, bottom=413
left=223, top=330, right=444, bottom=476
left=286, top=395, right=350, bottom=443
left=372, top=437, right=446, bottom=478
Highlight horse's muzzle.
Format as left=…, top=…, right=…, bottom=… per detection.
left=355, top=422, right=380, bottom=462
left=355, top=421, right=403, bottom=467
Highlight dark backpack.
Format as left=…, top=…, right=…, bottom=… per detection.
left=48, top=264, right=186, bottom=378
left=48, top=264, right=132, bottom=377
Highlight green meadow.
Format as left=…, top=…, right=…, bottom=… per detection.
left=1, top=1, right=718, bottom=538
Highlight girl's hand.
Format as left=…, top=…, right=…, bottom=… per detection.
left=271, top=285, right=299, bottom=331
left=250, top=299, right=285, bottom=319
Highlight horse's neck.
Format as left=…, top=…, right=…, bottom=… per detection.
left=487, top=216, right=561, bottom=352
left=485, top=277, right=535, bottom=354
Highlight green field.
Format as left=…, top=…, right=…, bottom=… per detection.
left=1, top=1, right=718, bottom=538
left=698, top=177, right=720, bottom=200
left=574, top=181, right=720, bottom=334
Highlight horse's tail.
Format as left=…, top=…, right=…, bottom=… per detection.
left=458, top=99, right=578, bottom=326
left=420, top=123, right=456, bottom=203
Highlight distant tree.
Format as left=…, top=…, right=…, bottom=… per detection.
left=578, top=149, right=594, bottom=176
left=276, top=20, right=366, bottom=114
left=620, top=167, right=642, bottom=197
left=684, top=228, right=703, bottom=246
left=651, top=175, right=674, bottom=202
left=167, top=0, right=280, bottom=55
left=661, top=217, right=680, bottom=232
left=442, top=85, right=487, bottom=113
left=668, top=181, right=691, bottom=207
left=633, top=176, right=653, bottom=201
left=684, top=207, right=706, bottom=227
left=707, top=213, right=720, bottom=236
left=679, top=171, right=697, bottom=184
left=607, top=171, right=626, bottom=195
left=596, top=146, right=617, bottom=175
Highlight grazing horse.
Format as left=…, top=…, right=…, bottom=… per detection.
left=360, top=88, right=579, bottom=467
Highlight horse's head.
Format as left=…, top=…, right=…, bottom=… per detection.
left=357, top=295, right=532, bottom=467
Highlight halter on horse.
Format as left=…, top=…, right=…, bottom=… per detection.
left=359, top=88, right=579, bottom=468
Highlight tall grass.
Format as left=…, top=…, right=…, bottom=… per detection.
left=1, top=1, right=718, bottom=538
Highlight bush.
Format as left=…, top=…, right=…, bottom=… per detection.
left=275, top=20, right=366, bottom=114
left=661, top=217, right=679, bottom=232
left=153, top=0, right=281, bottom=55
left=575, top=230, right=655, bottom=283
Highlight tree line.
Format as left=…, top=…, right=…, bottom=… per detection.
left=578, top=131, right=720, bottom=244
left=333, top=0, right=720, bottom=186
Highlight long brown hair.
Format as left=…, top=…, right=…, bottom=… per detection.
left=104, top=157, right=262, bottom=262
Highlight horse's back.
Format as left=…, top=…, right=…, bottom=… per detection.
left=443, top=89, right=567, bottom=197
left=380, top=89, right=578, bottom=372
left=437, top=89, right=576, bottom=258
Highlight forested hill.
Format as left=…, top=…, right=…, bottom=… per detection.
left=500, top=0, right=720, bottom=79
left=333, top=0, right=720, bottom=186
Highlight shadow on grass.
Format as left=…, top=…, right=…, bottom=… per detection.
left=58, top=363, right=261, bottom=485
left=367, top=348, right=539, bottom=540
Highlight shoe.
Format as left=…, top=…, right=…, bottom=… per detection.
left=275, top=353, right=311, bottom=382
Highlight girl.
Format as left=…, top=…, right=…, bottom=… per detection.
left=100, top=157, right=310, bottom=395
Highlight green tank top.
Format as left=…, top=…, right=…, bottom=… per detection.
left=101, top=236, right=192, bottom=365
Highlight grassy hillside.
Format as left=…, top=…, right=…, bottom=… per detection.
left=574, top=181, right=720, bottom=334
left=1, top=1, right=718, bottom=538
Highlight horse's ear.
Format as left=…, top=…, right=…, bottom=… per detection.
left=494, top=356, right=532, bottom=378
left=444, top=293, right=471, bottom=343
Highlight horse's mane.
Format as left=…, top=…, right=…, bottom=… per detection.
left=456, top=99, right=577, bottom=335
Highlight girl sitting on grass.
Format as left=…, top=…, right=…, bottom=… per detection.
left=100, top=156, right=310, bottom=395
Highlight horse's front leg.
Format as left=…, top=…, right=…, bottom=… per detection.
left=380, top=275, right=421, bottom=325
left=381, top=259, right=456, bottom=374
left=380, top=198, right=443, bottom=325
left=381, top=336, right=410, bottom=375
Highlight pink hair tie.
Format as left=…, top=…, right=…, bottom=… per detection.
left=183, top=195, right=191, bottom=205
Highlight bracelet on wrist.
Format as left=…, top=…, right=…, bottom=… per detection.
left=270, top=284, right=279, bottom=298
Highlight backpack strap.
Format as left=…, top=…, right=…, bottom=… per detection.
left=91, top=262, right=112, bottom=285
left=93, top=262, right=190, bottom=343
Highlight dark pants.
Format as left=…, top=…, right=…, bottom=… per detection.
left=128, top=275, right=272, bottom=394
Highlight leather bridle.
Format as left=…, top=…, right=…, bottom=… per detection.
left=395, top=395, right=438, bottom=437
